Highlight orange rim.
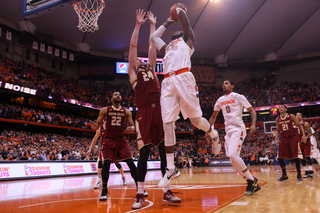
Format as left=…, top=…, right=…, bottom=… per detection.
left=72, top=0, right=105, bottom=13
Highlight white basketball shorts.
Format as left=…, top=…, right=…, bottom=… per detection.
left=311, top=137, right=320, bottom=158
left=225, top=128, right=246, bottom=157
left=161, top=72, right=202, bottom=123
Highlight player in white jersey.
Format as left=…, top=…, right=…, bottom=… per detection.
left=206, top=79, right=261, bottom=195
left=310, top=127, right=320, bottom=174
left=151, top=3, right=219, bottom=188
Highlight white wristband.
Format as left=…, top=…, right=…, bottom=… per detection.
left=211, top=124, right=214, bottom=129
left=151, top=37, right=166, bottom=51
left=153, top=25, right=166, bottom=38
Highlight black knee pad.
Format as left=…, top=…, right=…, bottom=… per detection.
left=98, top=160, right=103, bottom=169
left=115, top=163, right=122, bottom=169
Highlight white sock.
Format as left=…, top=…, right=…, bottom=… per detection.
left=243, top=170, right=254, bottom=181
left=302, top=166, right=308, bottom=171
left=308, top=165, right=313, bottom=171
left=230, top=155, right=254, bottom=181
left=164, top=184, right=171, bottom=193
left=138, top=182, right=144, bottom=194
left=98, top=176, right=102, bottom=183
left=231, top=160, right=246, bottom=179
left=166, top=153, right=175, bottom=170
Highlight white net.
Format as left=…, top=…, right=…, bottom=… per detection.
left=73, top=0, right=105, bottom=33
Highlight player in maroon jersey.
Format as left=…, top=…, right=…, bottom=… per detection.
left=128, top=9, right=180, bottom=210
left=296, top=112, right=314, bottom=178
left=275, top=104, right=306, bottom=182
left=90, top=92, right=138, bottom=201
left=86, top=120, right=127, bottom=189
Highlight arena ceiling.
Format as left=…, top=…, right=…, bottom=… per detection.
left=1, top=0, right=320, bottom=63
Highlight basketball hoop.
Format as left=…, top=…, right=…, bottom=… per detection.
left=72, top=0, right=105, bottom=33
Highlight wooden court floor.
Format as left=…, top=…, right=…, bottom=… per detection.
left=1, top=164, right=320, bottom=213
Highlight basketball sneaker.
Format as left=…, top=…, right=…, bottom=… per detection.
left=94, top=181, right=102, bottom=189
left=132, top=193, right=145, bottom=209
left=245, top=177, right=259, bottom=195
left=162, top=190, right=181, bottom=203
left=99, top=188, right=108, bottom=201
left=303, top=171, right=309, bottom=178
left=144, top=190, right=148, bottom=197
left=277, top=175, right=289, bottom=181
left=254, top=184, right=261, bottom=193
left=158, top=167, right=181, bottom=187
left=122, top=176, right=127, bottom=186
left=297, top=174, right=303, bottom=182
left=308, top=171, right=314, bottom=177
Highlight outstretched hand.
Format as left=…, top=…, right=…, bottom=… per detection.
left=126, top=126, right=135, bottom=133
left=176, top=3, right=187, bottom=12
left=90, top=120, right=98, bottom=130
left=147, top=11, right=156, bottom=25
left=166, top=16, right=179, bottom=23
left=136, top=9, right=147, bottom=25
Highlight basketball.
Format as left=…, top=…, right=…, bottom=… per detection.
left=170, top=4, right=187, bottom=20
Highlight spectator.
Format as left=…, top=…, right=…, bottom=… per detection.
left=28, top=153, right=37, bottom=161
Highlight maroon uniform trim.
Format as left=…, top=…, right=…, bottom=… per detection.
left=135, top=64, right=161, bottom=108
left=278, top=134, right=300, bottom=159
left=101, top=106, right=126, bottom=140
left=134, top=63, right=164, bottom=148
left=298, top=120, right=311, bottom=158
left=276, top=113, right=297, bottom=137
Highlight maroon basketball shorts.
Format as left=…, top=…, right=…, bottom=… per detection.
left=136, top=104, right=164, bottom=149
left=278, top=134, right=299, bottom=159
left=100, top=136, right=132, bottom=162
left=299, top=139, right=311, bottom=158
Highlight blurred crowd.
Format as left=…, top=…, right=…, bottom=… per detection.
left=1, top=120, right=318, bottom=164
left=0, top=103, right=92, bottom=129
left=0, top=55, right=101, bottom=106
left=241, top=74, right=319, bottom=106
left=0, top=102, right=195, bottom=133
left=1, top=56, right=319, bottom=109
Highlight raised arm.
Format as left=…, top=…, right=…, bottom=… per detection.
left=150, top=17, right=177, bottom=55
left=147, top=11, right=157, bottom=68
left=128, top=9, right=147, bottom=87
left=176, top=3, right=195, bottom=47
